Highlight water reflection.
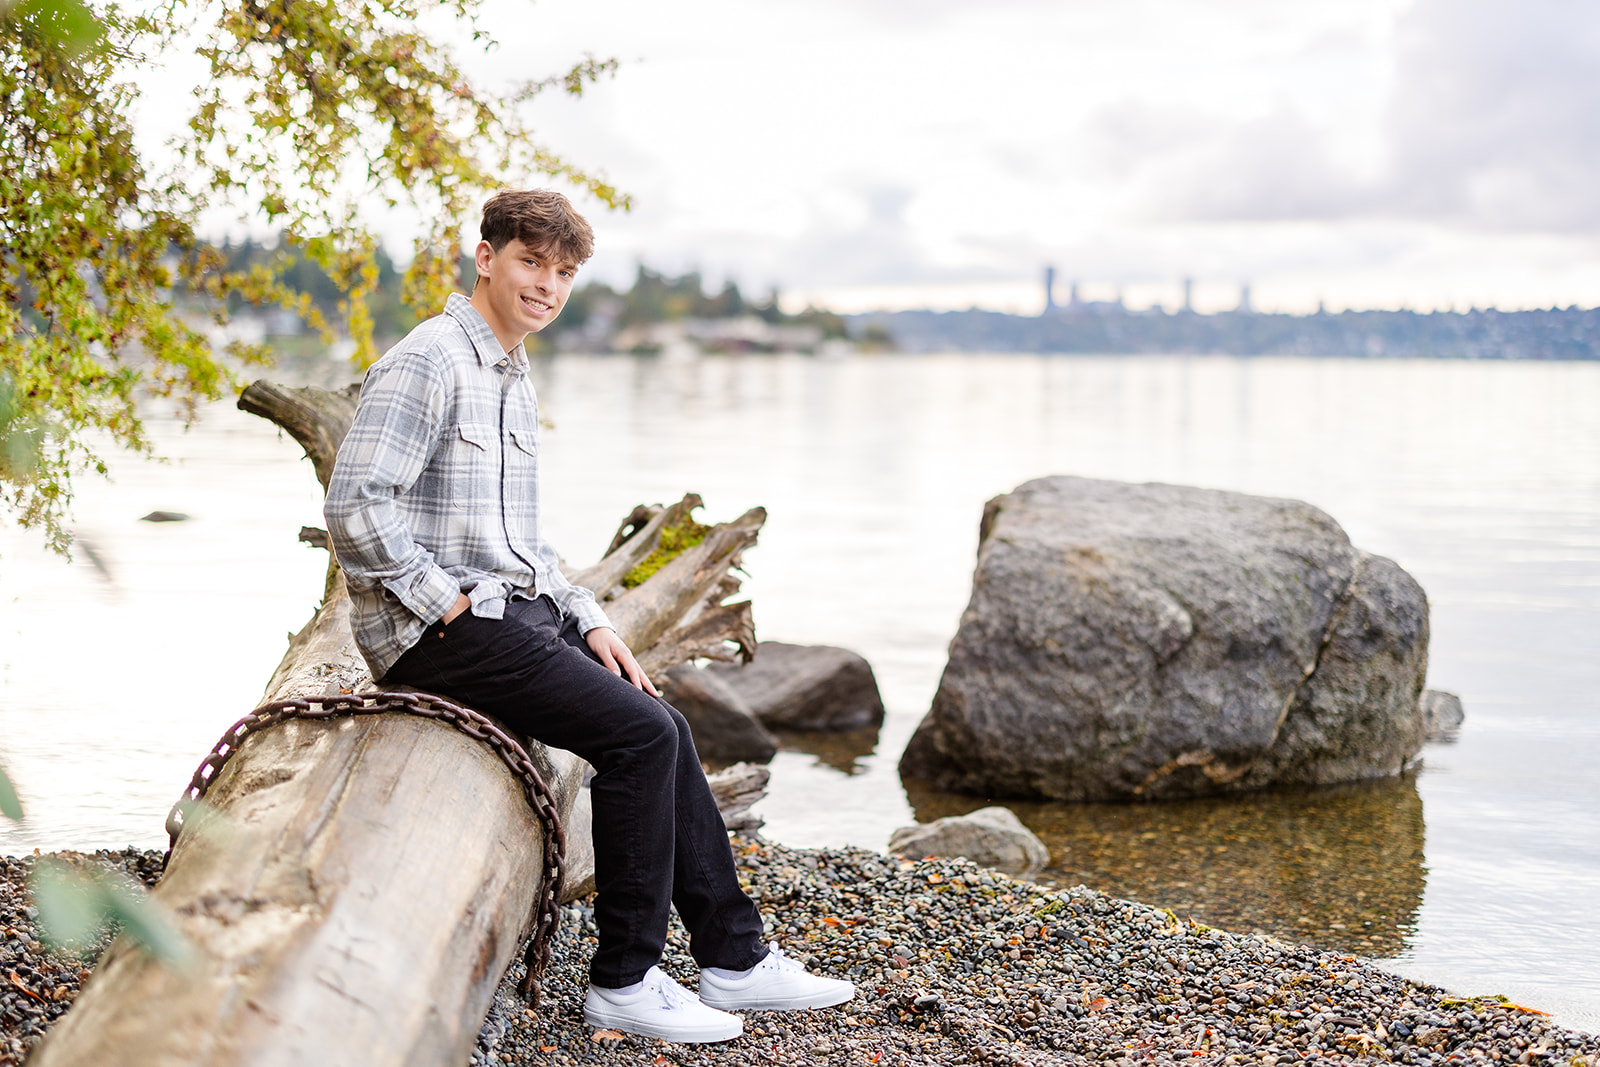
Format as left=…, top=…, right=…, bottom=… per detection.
left=771, top=726, right=881, bottom=776
left=905, top=773, right=1426, bottom=959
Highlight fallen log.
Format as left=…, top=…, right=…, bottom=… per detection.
left=32, top=380, right=767, bottom=1067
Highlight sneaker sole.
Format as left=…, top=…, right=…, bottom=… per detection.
left=700, top=984, right=856, bottom=1012
left=582, top=1004, right=743, bottom=1044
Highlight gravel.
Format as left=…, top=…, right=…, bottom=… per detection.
left=4, top=841, right=1597, bottom=1067
left=0, top=849, right=165, bottom=1065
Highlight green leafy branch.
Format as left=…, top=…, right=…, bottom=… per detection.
left=184, top=0, right=629, bottom=366
left=3, top=0, right=628, bottom=552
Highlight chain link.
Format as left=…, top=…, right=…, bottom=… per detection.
left=166, top=690, right=566, bottom=1007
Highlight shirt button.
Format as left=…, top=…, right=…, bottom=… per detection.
left=497, top=359, right=507, bottom=367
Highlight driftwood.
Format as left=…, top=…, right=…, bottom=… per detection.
left=33, top=380, right=767, bottom=1067
left=706, top=762, right=772, bottom=834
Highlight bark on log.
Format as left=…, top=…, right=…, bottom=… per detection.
left=32, top=380, right=767, bottom=1067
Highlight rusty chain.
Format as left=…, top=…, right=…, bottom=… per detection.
left=165, top=690, right=566, bottom=1007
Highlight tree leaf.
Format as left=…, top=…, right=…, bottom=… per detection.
left=0, top=764, right=21, bottom=821
left=15, top=0, right=104, bottom=55
left=102, top=882, right=194, bottom=968
left=29, top=860, right=194, bottom=966
left=28, top=861, right=104, bottom=951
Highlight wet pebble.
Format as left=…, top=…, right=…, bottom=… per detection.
left=475, top=838, right=1600, bottom=1066
left=4, top=842, right=1599, bottom=1067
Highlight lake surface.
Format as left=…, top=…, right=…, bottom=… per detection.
left=1, top=353, right=1596, bottom=1031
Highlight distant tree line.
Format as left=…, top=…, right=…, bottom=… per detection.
left=218, top=247, right=848, bottom=350
left=542, top=265, right=848, bottom=349
left=850, top=305, right=1600, bottom=360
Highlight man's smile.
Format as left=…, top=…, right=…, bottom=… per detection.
left=522, top=295, right=554, bottom=313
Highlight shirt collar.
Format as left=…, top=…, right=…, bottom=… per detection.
left=444, top=292, right=528, bottom=377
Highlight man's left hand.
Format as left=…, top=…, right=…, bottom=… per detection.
left=586, top=627, right=660, bottom=697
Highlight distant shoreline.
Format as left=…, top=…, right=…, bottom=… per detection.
left=846, top=305, right=1600, bottom=360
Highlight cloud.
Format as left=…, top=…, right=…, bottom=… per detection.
left=587, top=182, right=1043, bottom=295
left=814, top=0, right=1056, bottom=23
left=1381, top=0, right=1600, bottom=231
left=1137, top=0, right=1600, bottom=234
left=1079, top=100, right=1218, bottom=183
left=1148, top=110, right=1368, bottom=222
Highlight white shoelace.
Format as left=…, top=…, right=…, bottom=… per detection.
left=644, top=968, right=699, bottom=1009
left=761, top=941, right=806, bottom=974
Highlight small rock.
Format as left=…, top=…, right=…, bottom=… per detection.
left=888, top=806, right=1049, bottom=875
left=1420, top=689, right=1465, bottom=742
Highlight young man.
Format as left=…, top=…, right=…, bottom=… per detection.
left=323, top=189, right=853, bottom=1043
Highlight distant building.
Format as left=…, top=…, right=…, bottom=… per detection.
left=1238, top=283, right=1253, bottom=314
left=1182, top=277, right=1194, bottom=313
left=1044, top=265, right=1057, bottom=313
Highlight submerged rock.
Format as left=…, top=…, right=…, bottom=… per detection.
left=1420, top=689, right=1465, bottom=742
left=888, top=806, right=1049, bottom=875
left=900, top=475, right=1430, bottom=801
left=706, top=641, right=885, bottom=732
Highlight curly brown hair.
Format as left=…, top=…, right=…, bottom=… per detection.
left=479, top=189, right=594, bottom=264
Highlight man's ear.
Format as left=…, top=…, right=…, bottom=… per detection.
left=473, top=239, right=496, bottom=285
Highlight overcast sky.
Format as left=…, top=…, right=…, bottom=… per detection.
left=154, top=0, right=1600, bottom=314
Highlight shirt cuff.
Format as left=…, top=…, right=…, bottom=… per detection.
left=384, top=563, right=461, bottom=627
left=569, top=598, right=614, bottom=636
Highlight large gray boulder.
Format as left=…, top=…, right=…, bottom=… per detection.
left=899, top=476, right=1430, bottom=801
left=888, top=806, right=1050, bottom=875
left=706, top=641, right=885, bottom=732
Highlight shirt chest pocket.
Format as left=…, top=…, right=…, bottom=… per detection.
left=448, top=422, right=498, bottom=510
left=503, top=425, right=539, bottom=507
left=507, top=426, right=538, bottom=462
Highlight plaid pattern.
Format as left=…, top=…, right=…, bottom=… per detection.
left=325, top=293, right=613, bottom=679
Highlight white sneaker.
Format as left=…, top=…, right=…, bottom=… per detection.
left=584, top=966, right=744, bottom=1043
left=699, top=942, right=856, bottom=1011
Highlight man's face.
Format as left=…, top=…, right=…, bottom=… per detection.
left=474, top=237, right=576, bottom=344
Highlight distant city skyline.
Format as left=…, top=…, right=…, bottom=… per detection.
left=134, top=0, right=1600, bottom=316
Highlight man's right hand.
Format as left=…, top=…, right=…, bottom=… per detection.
left=441, top=593, right=471, bottom=625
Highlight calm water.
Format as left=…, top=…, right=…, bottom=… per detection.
left=1, top=353, right=1596, bottom=1030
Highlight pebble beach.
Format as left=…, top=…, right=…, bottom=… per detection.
left=2, top=842, right=1596, bottom=1067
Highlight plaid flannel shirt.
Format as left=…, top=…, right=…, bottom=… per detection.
left=324, top=292, right=613, bottom=679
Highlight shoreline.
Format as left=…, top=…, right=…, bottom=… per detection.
left=3, top=844, right=1597, bottom=1067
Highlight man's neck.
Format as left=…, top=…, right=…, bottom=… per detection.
left=469, top=288, right=526, bottom=355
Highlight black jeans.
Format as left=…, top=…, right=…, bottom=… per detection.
left=385, top=595, right=766, bottom=987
